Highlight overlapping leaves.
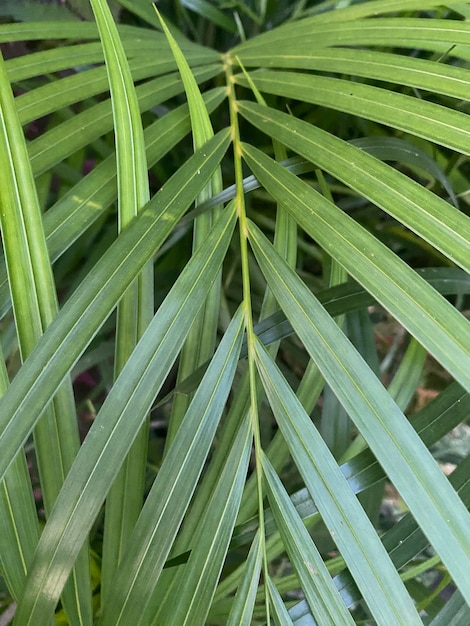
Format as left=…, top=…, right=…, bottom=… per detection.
left=1, top=2, right=470, bottom=625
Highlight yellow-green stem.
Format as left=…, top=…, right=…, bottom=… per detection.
left=225, top=55, right=270, bottom=624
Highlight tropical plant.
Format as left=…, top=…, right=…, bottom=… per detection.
left=1, top=0, right=470, bottom=624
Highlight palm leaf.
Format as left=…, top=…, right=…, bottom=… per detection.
left=97, top=304, right=245, bottom=625
left=0, top=130, right=231, bottom=484
left=254, top=339, right=421, bottom=624
left=1, top=2, right=470, bottom=622
left=13, top=203, right=237, bottom=625
left=0, top=48, right=92, bottom=624
left=242, top=144, right=470, bottom=394
left=248, top=220, right=470, bottom=605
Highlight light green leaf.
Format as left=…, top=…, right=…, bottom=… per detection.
left=233, top=16, right=470, bottom=57
left=16, top=55, right=177, bottom=125
left=0, top=87, right=227, bottom=321
left=267, top=575, right=294, bottom=626
left=387, top=337, right=427, bottom=412
left=6, top=35, right=217, bottom=83
left=262, top=454, right=356, bottom=625
left=242, top=143, right=470, bottom=395
left=0, top=130, right=231, bottom=485
left=235, top=70, right=470, bottom=156
left=145, top=414, right=252, bottom=626
left=157, top=7, right=224, bottom=447
left=13, top=202, right=237, bottom=626
left=0, top=350, right=39, bottom=605
left=88, top=0, right=154, bottom=604
left=304, top=1, right=450, bottom=22
left=248, top=220, right=470, bottom=606
left=238, top=101, right=470, bottom=272
left=254, top=338, right=420, bottom=625
left=234, top=41, right=470, bottom=109
left=29, top=64, right=221, bottom=176
left=97, top=305, right=244, bottom=626
left=0, top=48, right=91, bottom=624
left=226, top=531, right=263, bottom=626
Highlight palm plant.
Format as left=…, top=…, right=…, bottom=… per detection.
left=1, top=0, right=470, bottom=624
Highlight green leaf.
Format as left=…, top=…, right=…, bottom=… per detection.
left=6, top=35, right=217, bottom=83
left=232, top=16, right=470, bottom=57
left=157, top=7, right=225, bottom=447
left=248, top=220, right=470, bottom=606
left=16, top=55, right=176, bottom=125
left=96, top=306, right=245, bottom=625
left=387, top=337, right=427, bottom=412
left=0, top=87, right=227, bottom=320
left=237, top=102, right=470, bottom=272
left=262, top=454, right=356, bottom=625
left=0, top=129, right=231, bottom=485
left=235, top=70, right=470, bottom=156
left=0, top=457, right=39, bottom=604
left=13, top=202, right=237, bottom=626
left=351, top=136, right=458, bottom=208
left=242, top=143, right=470, bottom=395
left=87, top=0, right=154, bottom=604
left=113, top=0, right=162, bottom=28
left=226, top=531, right=263, bottom=626
left=28, top=64, right=221, bottom=177
left=0, top=48, right=91, bottom=623
left=0, top=0, right=81, bottom=22
left=232, top=381, right=470, bottom=560
left=254, top=338, right=420, bottom=625
left=234, top=40, right=470, bottom=109
left=181, top=0, right=237, bottom=33
left=429, top=591, right=470, bottom=626
left=316, top=444, right=470, bottom=615
left=0, top=349, right=40, bottom=606
left=146, top=414, right=252, bottom=626
left=267, top=575, right=294, bottom=626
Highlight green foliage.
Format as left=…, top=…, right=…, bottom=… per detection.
left=1, top=1, right=470, bottom=624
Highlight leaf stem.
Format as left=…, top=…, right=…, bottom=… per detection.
left=225, top=54, right=270, bottom=624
